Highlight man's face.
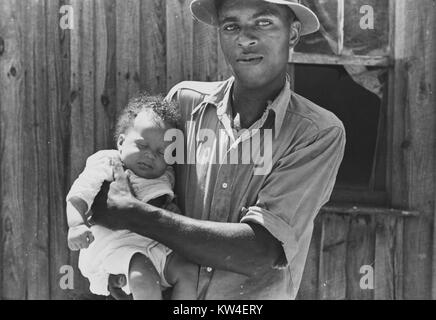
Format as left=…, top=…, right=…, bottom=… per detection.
left=217, top=0, right=296, bottom=89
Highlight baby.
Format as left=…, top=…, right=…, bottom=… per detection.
left=66, top=93, right=197, bottom=300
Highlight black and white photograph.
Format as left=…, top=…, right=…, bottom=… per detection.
left=0, top=0, right=435, bottom=306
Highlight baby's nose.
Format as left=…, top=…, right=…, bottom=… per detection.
left=142, top=150, right=155, bottom=160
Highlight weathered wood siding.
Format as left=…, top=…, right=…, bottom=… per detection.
left=0, top=0, right=230, bottom=300
left=297, top=212, right=404, bottom=300
left=0, top=0, right=435, bottom=300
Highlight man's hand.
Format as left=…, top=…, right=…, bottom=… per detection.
left=107, top=274, right=132, bottom=300
left=107, top=162, right=138, bottom=211
left=91, top=161, right=140, bottom=229
left=67, top=224, right=94, bottom=251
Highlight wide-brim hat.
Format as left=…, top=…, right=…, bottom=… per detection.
left=190, top=0, right=320, bottom=36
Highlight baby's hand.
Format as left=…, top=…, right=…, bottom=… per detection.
left=68, top=225, right=94, bottom=251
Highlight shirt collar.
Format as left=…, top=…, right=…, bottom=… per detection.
left=192, top=75, right=291, bottom=138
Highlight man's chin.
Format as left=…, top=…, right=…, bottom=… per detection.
left=233, top=71, right=272, bottom=89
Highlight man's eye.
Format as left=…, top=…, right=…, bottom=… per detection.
left=257, top=20, right=272, bottom=27
left=223, top=24, right=239, bottom=32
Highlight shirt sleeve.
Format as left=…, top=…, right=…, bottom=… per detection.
left=66, top=150, right=119, bottom=213
left=240, top=126, right=346, bottom=267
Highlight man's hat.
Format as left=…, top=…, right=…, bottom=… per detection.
left=190, top=0, right=320, bottom=36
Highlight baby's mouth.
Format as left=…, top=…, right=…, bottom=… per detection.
left=138, top=162, right=153, bottom=170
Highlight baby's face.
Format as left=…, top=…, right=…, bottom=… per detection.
left=117, top=110, right=171, bottom=179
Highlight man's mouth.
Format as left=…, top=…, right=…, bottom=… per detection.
left=236, top=55, right=264, bottom=65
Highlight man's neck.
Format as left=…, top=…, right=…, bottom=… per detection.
left=231, top=73, right=287, bottom=129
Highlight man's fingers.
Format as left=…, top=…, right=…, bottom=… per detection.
left=87, top=231, right=95, bottom=244
left=108, top=287, right=131, bottom=300
left=108, top=274, right=131, bottom=300
left=112, top=161, right=127, bottom=182
left=116, top=274, right=127, bottom=287
left=91, top=181, right=110, bottom=219
left=110, top=160, right=134, bottom=196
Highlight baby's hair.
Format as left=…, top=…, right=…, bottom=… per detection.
left=114, top=92, right=181, bottom=143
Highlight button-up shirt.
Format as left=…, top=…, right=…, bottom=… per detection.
left=165, top=75, right=346, bottom=300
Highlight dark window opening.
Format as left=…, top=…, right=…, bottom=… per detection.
left=294, top=64, right=386, bottom=192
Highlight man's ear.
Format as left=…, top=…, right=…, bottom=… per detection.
left=289, top=20, right=302, bottom=48
left=117, top=134, right=125, bottom=150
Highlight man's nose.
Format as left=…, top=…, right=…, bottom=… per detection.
left=237, top=28, right=258, bottom=48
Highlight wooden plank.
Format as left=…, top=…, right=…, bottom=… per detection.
left=140, top=0, right=167, bottom=95
left=0, top=0, right=25, bottom=299
left=394, top=218, right=404, bottom=300
left=319, top=214, right=349, bottom=300
left=69, top=0, right=98, bottom=298
left=20, top=0, right=51, bottom=300
left=289, top=52, right=391, bottom=67
left=389, top=0, right=436, bottom=300
left=374, top=215, right=403, bottom=300
left=116, top=0, right=141, bottom=113
left=193, top=20, right=218, bottom=82
left=321, top=205, right=419, bottom=218
left=429, top=3, right=436, bottom=302
left=98, top=0, right=117, bottom=147
left=46, top=0, right=76, bottom=300
left=369, top=84, right=388, bottom=191
left=296, top=216, right=322, bottom=300
left=337, top=0, right=344, bottom=55
left=70, top=0, right=96, bottom=176
left=94, top=0, right=113, bottom=150
left=346, top=216, right=375, bottom=300
left=166, top=0, right=193, bottom=90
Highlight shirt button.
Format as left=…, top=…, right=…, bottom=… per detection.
left=222, top=183, right=228, bottom=189
left=206, top=267, right=213, bottom=273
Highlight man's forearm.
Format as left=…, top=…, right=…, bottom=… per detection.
left=101, top=201, right=283, bottom=277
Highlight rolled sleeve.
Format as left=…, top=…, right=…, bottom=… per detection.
left=240, top=126, right=346, bottom=266
left=240, top=206, right=299, bottom=267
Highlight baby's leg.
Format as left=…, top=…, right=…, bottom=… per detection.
left=128, top=253, right=162, bottom=300
left=164, top=253, right=199, bottom=300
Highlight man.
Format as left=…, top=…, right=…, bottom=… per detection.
left=94, top=0, right=345, bottom=299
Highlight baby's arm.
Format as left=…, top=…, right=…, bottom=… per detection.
left=66, top=150, right=120, bottom=251
left=67, top=198, right=95, bottom=250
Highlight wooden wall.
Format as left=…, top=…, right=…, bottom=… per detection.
left=0, top=0, right=435, bottom=300
left=0, top=0, right=230, bottom=300
left=297, top=211, right=405, bottom=300
left=389, top=0, right=436, bottom=300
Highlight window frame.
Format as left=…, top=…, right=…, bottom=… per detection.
left=287, top=0, right=396, bottom=207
